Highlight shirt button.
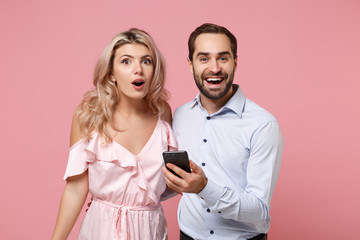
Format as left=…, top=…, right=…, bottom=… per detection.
left=206, top=116, right=211, bottom=120
left=218, top=211, right=222, bottom=213
left=210, top=230, right=214, bottom=234
left=202, top=163, right=206, bottom=166
left=207, top=208, right=210, bottom=212
left=203, top=139, right=207, bottom=143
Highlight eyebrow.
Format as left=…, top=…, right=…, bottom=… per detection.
left=120, top=54, right=152, bottom=59
left=142, top=55, right=152, bottom=59
left=120, top=54, right=133, bottom=58
left=195, top=51, right=232, bottom=58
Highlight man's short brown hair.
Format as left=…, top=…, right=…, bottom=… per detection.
left=188, top=23, right=237, bottom=61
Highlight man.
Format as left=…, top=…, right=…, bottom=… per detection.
left=162, top=23, right=283, bottom=240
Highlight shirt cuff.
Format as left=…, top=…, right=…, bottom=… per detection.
left=197, top=178, right=225, bottom=205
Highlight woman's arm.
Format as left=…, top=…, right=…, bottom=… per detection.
left=52, top=172, right=89, bottom=240
left=52, top=112, right=89, bottom=240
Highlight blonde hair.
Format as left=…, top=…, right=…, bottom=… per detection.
left=76, top=28, right=168, bottom=142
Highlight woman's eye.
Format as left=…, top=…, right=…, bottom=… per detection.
left=143, top=58, right=152, bottom=64
left=121, top=59, right=131, bottom=64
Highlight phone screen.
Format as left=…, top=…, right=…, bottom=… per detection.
left=163, top=150, right=191, bottom=178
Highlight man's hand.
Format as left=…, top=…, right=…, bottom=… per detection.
left=162, top=160, right=207, bottom=194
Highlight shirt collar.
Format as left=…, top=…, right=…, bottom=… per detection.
left=190, top=94, right=200, bottom=107
left=190, top=84, right=246, bottom=118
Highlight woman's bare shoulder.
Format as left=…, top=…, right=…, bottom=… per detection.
left=70, top=111, right=84, bottom=147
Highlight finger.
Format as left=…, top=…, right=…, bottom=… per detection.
left=162, top=173, right=183, bottom=194
left=162, top=167, right=174, bottom=184
left=162, top=166, right=178, bottom=181
left=164, top=179, right=183, bottom=195
left=189, top=160, right=206, bottom=179
left=166, top=163, right=190, bottom=179
left=162, top=166, right=186, bottom=193
left=189, top=160, right=196, bottom=168
left=162, top=166, right=181, bottom=185
left=189, top=160, right=201, bottom=173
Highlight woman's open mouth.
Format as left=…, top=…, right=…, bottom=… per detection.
left=132, top=79, right=145, bottom=90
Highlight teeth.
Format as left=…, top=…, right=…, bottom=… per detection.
left=206, top=78, right=222, bottom=82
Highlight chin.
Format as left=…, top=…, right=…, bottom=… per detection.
left=132, top=92, right=149, bottom=100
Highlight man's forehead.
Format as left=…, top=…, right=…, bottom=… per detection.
left=194, top=33, right=232, bottom=55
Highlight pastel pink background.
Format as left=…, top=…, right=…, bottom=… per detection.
left=1, top=0, right=359, bottom=239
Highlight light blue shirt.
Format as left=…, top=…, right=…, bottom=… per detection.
left=173, top=85, right=283, bottom=240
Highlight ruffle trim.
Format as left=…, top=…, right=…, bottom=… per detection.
left=161, top=120, right=178, bottom=151
left=85, top=132, right=158, bottom=203
left=63, top=120, right=177, bottom=203
left=84, top=132, right=137, bottom=168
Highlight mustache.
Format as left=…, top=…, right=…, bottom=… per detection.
left=201, top=70, right=228, bottom=79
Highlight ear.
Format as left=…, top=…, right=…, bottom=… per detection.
left=187, top=58, right=193, bottom=74
left=234, top=56, right=238, bottom=71
left=110, top=74, right=116, bottom=82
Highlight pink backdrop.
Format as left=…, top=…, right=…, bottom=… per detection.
left=1, top=0, right=359, bottom=239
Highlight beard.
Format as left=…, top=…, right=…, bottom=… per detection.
left=193, top=68, right=235, bottom=100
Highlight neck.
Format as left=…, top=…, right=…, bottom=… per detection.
left=200, top=85, right=235, bottom=115
left=115, top=97, right=149, bottom=118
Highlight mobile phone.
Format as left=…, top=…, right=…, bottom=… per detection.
left=163, top=150, right=191, bottom=178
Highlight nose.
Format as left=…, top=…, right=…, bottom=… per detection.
left=134, top=61, right=143, bottom=75
left=208, top=59, right=220, bottom=74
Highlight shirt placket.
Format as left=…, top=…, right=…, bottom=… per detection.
left=200, top=113, right=217, bottom=238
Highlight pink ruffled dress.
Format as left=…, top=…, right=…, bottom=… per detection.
left=63, top=119, right=177, bottom=240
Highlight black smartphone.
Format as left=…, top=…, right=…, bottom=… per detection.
left=163, top=150, right=191, bottom=178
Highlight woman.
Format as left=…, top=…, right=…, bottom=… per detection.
left=52, top=28, right=177, bottom=240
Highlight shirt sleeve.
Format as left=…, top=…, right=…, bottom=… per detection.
left=198, top=121, right=283, bottom=225
left=63, top=140, right=90, bottom=181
